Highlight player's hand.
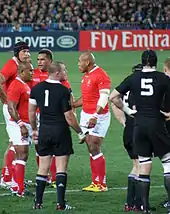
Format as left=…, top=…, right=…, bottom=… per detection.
left=129, top=109, right=137, bottom=118
left=32, top=130, right=38, bottom=145
left=160, top=110, right=170, bottom=118
left=122, top=122, right=126, bottom=128
left=78, top=131, right=88, bottom=144
left=88, top=117, right=97, bottom=128
left=123, top=105, right=137, bottom=118
left=20, top=125, right=29, bottom=138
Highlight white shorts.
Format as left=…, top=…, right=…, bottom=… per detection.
left=3, top=104, right=10, bottom=125
left=3, top=104, right=11, bottom=138
left=7, top=121, right=32, bottom=146
left=80, top=111, right=111, bottom=137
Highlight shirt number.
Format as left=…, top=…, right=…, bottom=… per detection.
left=44, top=90, right=49, bottom=106
left=123, top=91, right=130, bottom=106
left=141, top=78, right=153, bottom=96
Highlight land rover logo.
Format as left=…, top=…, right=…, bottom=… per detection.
left=56, top=35, right=77, bottom=48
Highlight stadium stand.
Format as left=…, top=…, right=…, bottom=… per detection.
left=0, top=0, right=170, bottom=32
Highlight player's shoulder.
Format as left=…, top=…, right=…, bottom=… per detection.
left=94, top=66, right=110, bottom=79
left=11, top=78, right=21, bottom=85
left=32, top=80, right=44, bottom=89
left=96, top=66, right=107, bottom=74
left=61, top=79, right=71, bottom=89
left=8, top=57, right=18, bottom=66
left=8, top=78, right=22, bottom=90
left=153, top=71, right=169, bottom=80
left=2, top=57, right=18, bottom=69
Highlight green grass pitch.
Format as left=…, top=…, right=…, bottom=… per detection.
left=0, top=50, right=170, bottom=214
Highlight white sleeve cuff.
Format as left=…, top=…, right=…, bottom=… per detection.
left=29, top=98, right=37, bottom=105
left=97, top=89, right=110, bottom=109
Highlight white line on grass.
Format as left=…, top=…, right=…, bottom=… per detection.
left=0, top=185, right=164, bottom=197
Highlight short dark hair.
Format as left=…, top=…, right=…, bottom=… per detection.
left=141, top=50, right=157, bottom=67
left=18, top=61, right=31, bottom=74
left=38, top=49, right=53, bottom=61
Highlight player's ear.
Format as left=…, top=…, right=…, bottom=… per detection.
left=56, top=71, right=59, bottom=76
left=86, top=60, right=90, bottom=67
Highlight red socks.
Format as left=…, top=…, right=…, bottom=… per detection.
left=3, top=146, right=15, bottom=182
left=15, top=160, right=26, bottom=194
left=90, top=153, right=106, bottom=186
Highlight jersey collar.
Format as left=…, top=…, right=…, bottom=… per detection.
left=45, top=79, right=61, bottom=84
left=142, top=68, right=156, bottom=72
left=88, top=65, right=99, bottom=73
left=12, top=56, right=19, bottom=66
left=16, top=77, right=26, bottom=84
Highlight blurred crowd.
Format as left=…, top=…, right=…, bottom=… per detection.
left=0, top=0, right=170, bottom=31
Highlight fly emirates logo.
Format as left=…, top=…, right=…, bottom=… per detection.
left=90, top=30, right=170, bottom=50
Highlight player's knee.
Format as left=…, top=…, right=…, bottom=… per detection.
left=15, top=146, right=29, bottom=161
left=132, top=161, right=139, bottom=174
left=138, top=156, right=152, bottom=165
left=161, top=153, right=170, bottom=173
left=16, top=153, right=28, bottom=161
left=88, top=144, right=100, bottom=155
left=38, top=166, right=50, bottom=176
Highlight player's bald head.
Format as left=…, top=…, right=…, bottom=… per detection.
left=18, top=61, right=32, bottom=74
left=78, top=52, right=96, bottom=73
left=80, top=52, right=96, bottom=65
left=164, top=57, right=170, bottom=77
left=164, top=58, right=170, bottom=70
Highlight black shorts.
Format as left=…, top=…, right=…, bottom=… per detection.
left=37, top=124, right=74, bottom=157
left=134, top=117, right=170, bottom=158
left=123, top=125, right=138, bottom=159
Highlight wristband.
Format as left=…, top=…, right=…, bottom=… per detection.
left=17, top=119, right=24, bottom=127
left=78, top=131, right=88, bottom=141
left=78, top=132, right=85, bottom=140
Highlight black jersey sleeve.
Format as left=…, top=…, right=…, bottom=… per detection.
left=115, top=74, right=133, bottom=95
left=61, top=88, right=72, bottom=113
left=29, top=85, right=38, bottom=105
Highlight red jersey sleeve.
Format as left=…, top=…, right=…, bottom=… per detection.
left=1, top=59, right=17, bottom=81
left=27, top=80, right=38, bottom=90
left=96, top=72, right=111, bottom=91
left=7, top=81, right=22, bottom=104
left=62, top=80, right=72, bottom=93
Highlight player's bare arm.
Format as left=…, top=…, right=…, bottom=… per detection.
left=64, top=109, right=87, bottom=143
left=73, top=97, right=82, bottom=108
left=28, top=102, right=37, bottom=131
left=88, top=89, right=110, bottom=128
left=70, top=93, right=77, bottom=115
left=7, top=100, right=28, bottom=138
left=111, top=103, right=126, bottom=127
left=28, top=101, right=38, bottom=143
left=0, top=73, right=7, bottom=103
left=109, top=89, right=136, bottom=117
